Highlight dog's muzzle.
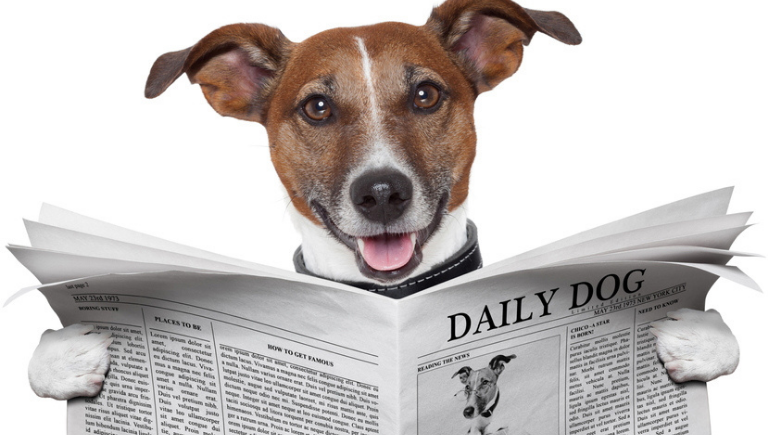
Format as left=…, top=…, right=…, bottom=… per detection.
left=348, top=169, right=416, bottom=272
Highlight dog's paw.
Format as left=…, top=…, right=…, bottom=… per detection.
left=28, top=324, right=113, bottom=400
left=650, top=308, right=739, bottom=383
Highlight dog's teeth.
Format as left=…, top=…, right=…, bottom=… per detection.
left=410, top=233, right=416, bottom=246
left=356, top=238, right=365, bottom=252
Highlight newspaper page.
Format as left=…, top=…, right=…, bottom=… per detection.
left=34, top=271, right=398, bottom=435
left=22, top=258, right=751, bottom=435
left=6, top=188, right=757, bottom=435
left=401, top=259, right=755, bottom=435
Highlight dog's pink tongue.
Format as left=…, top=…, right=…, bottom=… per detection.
left=361, top=233, right=414, bottom=271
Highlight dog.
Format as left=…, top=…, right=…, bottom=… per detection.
left=27, top=0, right=739, bottom=403
left=453, top=355, right=516, bottom=435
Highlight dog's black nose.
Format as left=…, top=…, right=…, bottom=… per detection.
left=350, top=170, right=412, bottom=223
left=463, top=407, right=475, bottom=418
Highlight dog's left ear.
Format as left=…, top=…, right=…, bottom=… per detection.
left=425, top=0, right=581, bottom=93
left=488, top=354, right=516, bottom=376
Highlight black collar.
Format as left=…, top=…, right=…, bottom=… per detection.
left=293, top=220, right=482, bottom=299
left=481, top=389, right=500, bottom=418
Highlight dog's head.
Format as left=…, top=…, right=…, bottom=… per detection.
left=145, top=0, right=580, bottom=283
left=453, top=354, right=516, bottom=419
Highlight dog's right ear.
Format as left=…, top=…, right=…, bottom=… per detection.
left=488, top=354, right=516, bottom=376
left=145, top=24, right=293, bottom=124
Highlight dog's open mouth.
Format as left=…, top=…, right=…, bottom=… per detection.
left=357, top=233, right=416, bottom=271
left=311, top=195, right=447, bottom=282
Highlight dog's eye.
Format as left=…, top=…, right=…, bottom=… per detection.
left=413, top=83, right=441, bottom=110
left=303, top=96, right=332, bottom=122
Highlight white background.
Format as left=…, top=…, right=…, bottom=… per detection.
left=1, top=0, right=765, bottom=433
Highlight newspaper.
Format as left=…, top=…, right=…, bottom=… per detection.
left=6, top=188, right=759, bottom=435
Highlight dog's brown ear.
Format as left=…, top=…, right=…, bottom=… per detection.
left=488, top=354, right=516, bottom=375
left=452, top=366, right=473, bottom=384
left=145, top=24, right=293, bottom=124
left=425, top=0, right=581, bottom=93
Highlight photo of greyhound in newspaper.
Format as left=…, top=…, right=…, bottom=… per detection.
left=453, top=355, right=524, bottom=435
left=421, top=337, right=559, bottom=435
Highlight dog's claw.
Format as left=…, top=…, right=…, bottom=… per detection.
left=651, top=308, right=739, bottom=383
left=29, top=324, right=112, bottom=400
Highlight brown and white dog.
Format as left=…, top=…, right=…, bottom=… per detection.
left=28, top=0, right=739, bottom=403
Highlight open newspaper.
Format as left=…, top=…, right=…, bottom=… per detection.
left=6, top=188, right=760, bottom=435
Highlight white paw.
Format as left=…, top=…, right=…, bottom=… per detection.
left=650, top=308, right=739, bottom=383
left=28, top=324, right=113, bottom=400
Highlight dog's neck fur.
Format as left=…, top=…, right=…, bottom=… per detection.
left=289, top=201, right=469, bottom=285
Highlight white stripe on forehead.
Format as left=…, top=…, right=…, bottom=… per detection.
left=352, top=35, right=399, bottom=169
left=353, top=36, right=402, bottom=175
left=351, top=35, right=405, bottom=177
left=354, top=36, right=383, bottom=140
